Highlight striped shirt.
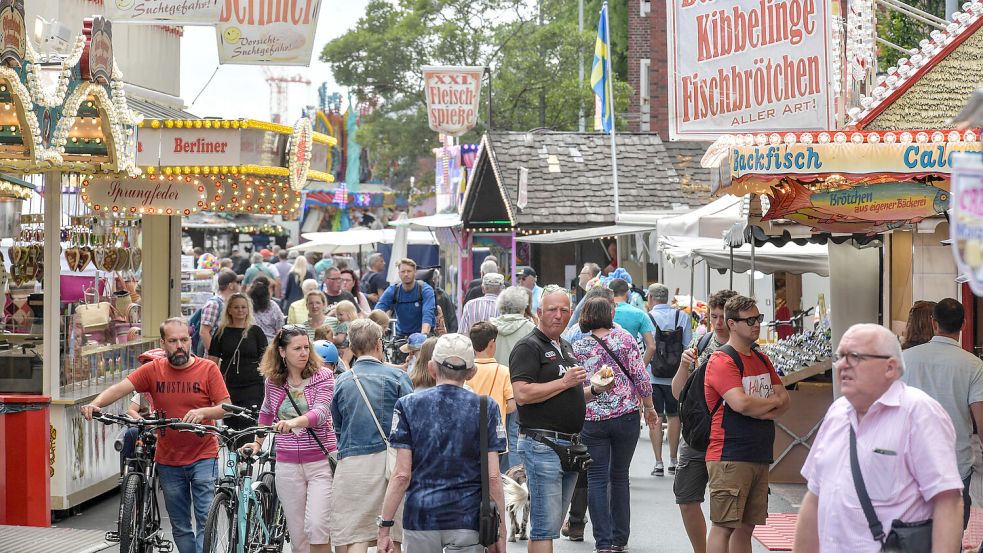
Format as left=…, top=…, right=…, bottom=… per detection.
left=459, top=293, right=500, bottom=333
left=258, top=368, right=337, bottom=464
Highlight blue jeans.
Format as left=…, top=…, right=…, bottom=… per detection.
left=581, top=411, right=641, bottom=549
left=118, top=427, right=139, bottom=471
left=517, top=436, right=579, bottom=540
left=501, top=411, right=519, bottom=472
left=158, top=458, right=218, bottom=553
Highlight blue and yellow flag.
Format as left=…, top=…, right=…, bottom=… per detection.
left=590, top=3, right=612, bottom=134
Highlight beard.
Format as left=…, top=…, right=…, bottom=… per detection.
left=168, top=349, right=190, bottom=366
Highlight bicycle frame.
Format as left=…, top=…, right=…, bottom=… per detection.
left=219, top=446, right=276, bottom=553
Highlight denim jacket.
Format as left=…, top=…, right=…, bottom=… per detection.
left=331, top=356, right=414, bottom=459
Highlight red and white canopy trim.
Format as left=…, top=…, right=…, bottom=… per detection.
left=849, top=1, right=983, bottom=127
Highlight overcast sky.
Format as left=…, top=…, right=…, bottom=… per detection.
left=179, top=0, right=370, bottom=121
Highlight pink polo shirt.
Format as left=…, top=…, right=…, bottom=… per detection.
left=801, top=380, right=962, bottom=552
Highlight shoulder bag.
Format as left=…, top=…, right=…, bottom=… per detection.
left=478, top=395, right=500, bottom=546
left=850, top=425, right=932, bottom=552
left=351, top=370, right=398, bottom=479
left=589, top=333, right=630, bottom=381
left=283, top=381, right=332, bottom=465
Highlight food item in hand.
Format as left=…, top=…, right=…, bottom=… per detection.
left=599, top=365, right=614, bottom=379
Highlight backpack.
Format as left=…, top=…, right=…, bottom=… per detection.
left=648, top=310, right=686, bottom=378
left=678, top=344, right=768, bottom=451
left=393, top=281, right=424, bottom=305
left=189, top=296, right=223, bottom=356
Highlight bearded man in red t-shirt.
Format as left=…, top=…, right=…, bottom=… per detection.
left=703, top=295, right=790, bottom=553
left=82, top=317, right=231, bottom=553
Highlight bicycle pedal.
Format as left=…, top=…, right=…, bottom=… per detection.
left=104, top=531, right=120, bottom=542
left=157, top=540, right=174, bottom=552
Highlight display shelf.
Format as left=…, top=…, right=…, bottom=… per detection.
left=780, top=358, right=832, bottom=386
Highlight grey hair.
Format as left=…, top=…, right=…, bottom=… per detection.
left=368, top=252, right=385, bottom=266
left=497, top=286, right=530, bottom=314
left=847, top=323, right=906, bottom=376
left=349, top=318, right=383, bottom=356
left=432, top=359, right=473, bottom=383
left=482, top=282, right=503, bottom=294
left=251, top=253, right=263, bottom=263
left=540, top=284, right=569, bottom=304
left=480, top=259, right=499, bottom=275
left=301, top=278, right=319, bottom=294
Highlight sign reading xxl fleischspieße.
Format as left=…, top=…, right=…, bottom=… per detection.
left=667, top=0, right=834, bottom=140
left=422, top=66, right=484, bottom=137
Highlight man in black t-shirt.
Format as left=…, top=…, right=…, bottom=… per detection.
left=510, top=285, right=612, bottom=550
left=361, top=253, right=389, bottom=307
left=321, top=267, right=357, bottom=306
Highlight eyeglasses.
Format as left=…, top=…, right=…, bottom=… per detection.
left=325, top=277, right=342, bottom=281
left=729, top=314, right=765, bottom=326
left=832, top=351, right=892, bottom=366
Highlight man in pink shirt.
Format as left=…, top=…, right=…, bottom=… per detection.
left=793, top=323, right=964, bottom=553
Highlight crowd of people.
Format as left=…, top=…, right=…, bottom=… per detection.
left=73, top=245, right=983, bottom=553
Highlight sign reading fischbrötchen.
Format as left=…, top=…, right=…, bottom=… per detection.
left=667, top=0, right=834, bottom=140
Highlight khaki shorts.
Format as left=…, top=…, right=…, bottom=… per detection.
left=706, top=460, right=769, bottom=528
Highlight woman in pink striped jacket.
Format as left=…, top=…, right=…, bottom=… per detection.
left=242, top=324, right=337, bottom=553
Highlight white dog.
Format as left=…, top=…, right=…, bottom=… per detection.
left=502, top=465, right=529, bottom=542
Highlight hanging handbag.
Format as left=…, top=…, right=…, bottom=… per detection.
left=850, top=426, right=933, bottom=552
left=478, top=395, right=500, bottom=546
left=77, top=287, right=113, bottom=332
left=352, top=371, right=398, bottom=479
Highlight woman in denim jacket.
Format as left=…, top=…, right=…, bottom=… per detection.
left=329, top=319, right=414, bottom=553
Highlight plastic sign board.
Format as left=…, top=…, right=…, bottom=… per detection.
left=216, top=0, right=321, bottom=65
left=159, top=128, right=241, bottom=166
left=422, top=66, right=484, bottom=136
left=730, top=142, right=983, bottom=179
left=667, top=0, right=834, bottom=140
left=951, top=153, right=983, bottom=295
left=104, top=0, right=222, bottom=25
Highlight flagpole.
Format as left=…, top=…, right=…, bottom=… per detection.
left=603, top=1, right=619, bottom=220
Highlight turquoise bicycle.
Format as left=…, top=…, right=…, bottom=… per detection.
left=172, top=405, right=287, bottom=553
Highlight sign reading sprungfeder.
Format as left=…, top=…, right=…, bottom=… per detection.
left=422, top=66, right=484, bottom=136
left=667, top=0, right=834, bottom=140
left=216, top=0, right=321, bottom=65
left=951, top=153, right=983, bottom=295
left=104, top=0, right=222, bottom=25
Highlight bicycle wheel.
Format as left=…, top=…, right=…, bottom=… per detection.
left=260, top=473, right=287, bottom=551
left=202, top=490, right=235, bottom=553
left=118, top=473, right=145, bottom=553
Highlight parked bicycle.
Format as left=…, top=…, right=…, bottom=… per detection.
left=172, top=404, right=287, bottom=553
left=93, top=412, right=181, bottom=553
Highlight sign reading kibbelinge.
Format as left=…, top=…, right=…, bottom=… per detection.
left=422, top=66, right=484, bottom=136
left=667, top=0, right=834, bottom=140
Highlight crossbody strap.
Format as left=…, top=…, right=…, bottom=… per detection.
left=480, top=395, right=490, bottom=507
left=283, top=383, right=329, bottom=456
left=850, top=425, right=886, bottom=543
left=588, top=333, right=629, bottom=378
left=351, top=371, right=391, bottom=446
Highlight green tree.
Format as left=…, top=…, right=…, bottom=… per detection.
left=320, top=0, right=632, bottom=192
left=877, top=0, right=945, bottom=68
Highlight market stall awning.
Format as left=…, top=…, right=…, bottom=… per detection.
left=393, top=213, right=462, bottom=229
left=516, top=223, right=658, bottom=244
left=661, top=236, right=829, bottom=276
left=294, top=229, right=440, bottom=252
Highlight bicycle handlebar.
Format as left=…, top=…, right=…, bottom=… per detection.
left=93, top=413, right=181, bottom=427
left=172, top=422, right=278, bottom=442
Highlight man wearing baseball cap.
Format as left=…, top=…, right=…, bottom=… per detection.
left=378, top=334, right=508, bottom=553
left=460, top=272, right=504, bottom=333
left=518, top=267, right=543, bottom=312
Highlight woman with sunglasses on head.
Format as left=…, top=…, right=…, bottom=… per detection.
left=340, top=269, right=371, bottom=316
left=206, top=293, right=268, bottom=446
left=242, top=325, right=337, bottom=553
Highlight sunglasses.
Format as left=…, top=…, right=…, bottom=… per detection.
left=729, top=314, right=765, bottom=326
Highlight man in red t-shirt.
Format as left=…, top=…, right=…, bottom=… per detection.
left=703, top=295, right=789, bottom=553
left=82, top=318, right=231, bottom=553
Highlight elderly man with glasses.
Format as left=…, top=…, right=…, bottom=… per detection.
left=703, top=295, right=790, bottom=553
left=794, top=323, right=963, bottom=553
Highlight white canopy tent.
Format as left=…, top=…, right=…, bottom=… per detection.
left=291, top=229, right=440, bottom=254
left=660, top=236, right=830, bottom=276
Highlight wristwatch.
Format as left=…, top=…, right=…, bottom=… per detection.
left=376, top=515, right=395, bottom=528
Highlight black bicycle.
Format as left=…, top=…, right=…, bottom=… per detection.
left=382, top=321, right=409, bottom=365
left=94, top=412, right=181, bottom=553
left=173, top=405, right=287, bottom=553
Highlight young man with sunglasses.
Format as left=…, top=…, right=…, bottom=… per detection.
left=704, top=295, right=789, bottom=553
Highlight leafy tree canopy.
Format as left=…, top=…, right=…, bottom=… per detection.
left=321, top=0, right=632, bottom=192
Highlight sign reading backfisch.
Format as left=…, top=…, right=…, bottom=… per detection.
left=731, top=142, right=983, bottom=178
left=422, top=66, right=484, bottom=136
left=667, top=0, right=833, bottom=140
left=216, top=0, right=321, bottom=65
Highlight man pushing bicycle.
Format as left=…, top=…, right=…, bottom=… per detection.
left=82, top=317, right=232, bottom=553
